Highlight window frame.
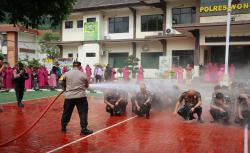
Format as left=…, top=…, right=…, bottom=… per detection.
left=172, top=7, right=196, bottom=24
left=108, top=16, right=129, bottom=33
left=141, top=14, right=163, bottom=32
left=77, top=20, right=83, bottom=28
left=86, top=53, right=96, bottom=57
left=65, top=21, right=73, bottom=29
left=141, top=52, right=163, bottom=69
left=87, top=18, right=96, bottom=23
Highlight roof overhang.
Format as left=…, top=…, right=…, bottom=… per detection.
left=172, top=21, right=250, bottom=37
left=0, top=24, right=38, bottom=35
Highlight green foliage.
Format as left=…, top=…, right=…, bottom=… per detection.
left=0, top=0, right=77, bottom=28
left=39, top=32, right=60, bottom=60
left=0, top=52, right=4, bottom=60
left=28, top=59, right=40, bottom=69
left=127, top=55, right=139, bottom=78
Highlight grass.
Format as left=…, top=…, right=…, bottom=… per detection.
left=0, top=90, right=103, bottom=104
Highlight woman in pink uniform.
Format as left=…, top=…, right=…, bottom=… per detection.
left=43, top=67, right=49, bottom=87
left=85, top=64, right=92, bottom=82
left=177, top=66, right=183, bottom=84
left=38, top=65, right=45, bottom=88
left=137, top=66, right=144, bottom=81
left=111, top=67, right=116, bottom=81
left=229, top=64, right=235, bottom=81
left=123, top=66, right=129, bottom=81
left=25, top=65, right=32, bottom=89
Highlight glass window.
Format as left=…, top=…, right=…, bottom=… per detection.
left=68, top=53, right=73, bottom=58
left=141, top=52, right=163, bottom=69
left=87, top=18, right=96, bottom=22
left=141, top=14, right=163, bottom=32
left=108, top=53, right=129, bottom=68
left=172, top=50, right=194, bottom=67
left=86, top=53, right=96, bottom=57
left=172, top=7, right=196, bottom=24
left=77, top=20, right=83, bottom=28
left=65, top=21, right=73, bottom=29
left=109, top=17, right=129, bottom=33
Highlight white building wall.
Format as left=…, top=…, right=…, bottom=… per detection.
left=62, top=45, right=78, bottom=60
left=78, top=43, right=100, bottom=68
left=18, top=32, right=40, bottom=60
left=167, top=38, right=195, bottom=57
left=62, top=14, right=84, bottom=41
left=102, top=10, right=133, bottom=40
left=136, top=8, right=163, bottom=38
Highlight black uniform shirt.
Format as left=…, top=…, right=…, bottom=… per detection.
left=136, top=90, right=151, bottom=105
left=105, top=91, right=120, bottom=105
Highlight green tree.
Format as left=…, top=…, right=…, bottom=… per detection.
left=39, top=32, right=60, bottom=60
left=0, top=0, right=77, bottom=28
left=127, top=55, right=139, bottom=78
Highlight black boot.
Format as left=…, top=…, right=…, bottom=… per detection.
left=17, top=101, right=24, bottom=108
left=61, top=126, right=67, bottom=133
left=80, top=128, right=93, bottom=135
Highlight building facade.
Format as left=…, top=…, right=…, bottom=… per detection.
left=0, top=24, right=42, bottom=66
left=59, top=0, right=250, bottom=78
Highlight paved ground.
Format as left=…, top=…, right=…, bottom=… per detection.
left=0, top=94, right=247, bottom=153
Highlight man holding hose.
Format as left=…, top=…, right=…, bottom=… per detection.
left=61, top=61, right=93, bottom=135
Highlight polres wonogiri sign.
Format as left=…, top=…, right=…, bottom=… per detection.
left=200, top=0, right=250, bottom=16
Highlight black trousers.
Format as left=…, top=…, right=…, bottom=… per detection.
left=106, top=100, right=128, bottom=116
left=134, top=103, right=151, bottom=117
left=61, top=97, right=88, bottom=129
left=178, top=105, right=202, bottom=120
left=14, top=83, right=25, bottom=103
left=210, top=109, right=230, bottom=122
left=95, top=75, right=102, bottom=83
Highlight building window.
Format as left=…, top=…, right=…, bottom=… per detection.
left=172, top=50, right=194, bottom=67
left=172, top=7, right=196, bottom=24
left=68, top=53, right=73, bottom=58
left=86, top=53, right=96, bottom=57
left=77, top=20, right=83, bottom=28
left=141, top=14, right=163, bottom=32
left=109, top=53, right=128, bottom=68
left=109, top=17, right=129, bottom=33
left=87, top=18, right=96, bottom=22
left=141, top=52, right=163, bottom=69
left=65, top=21, right=73, bottom=29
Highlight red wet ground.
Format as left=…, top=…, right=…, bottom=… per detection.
left=0, top=95, right=247, bottom=153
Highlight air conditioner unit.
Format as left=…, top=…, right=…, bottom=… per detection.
left=104, top=35, right=111, bottom=40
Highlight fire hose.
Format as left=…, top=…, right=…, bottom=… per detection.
left=0, top=91, right=64, bottom=147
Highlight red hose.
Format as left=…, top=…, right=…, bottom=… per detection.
left=0, top=91, right=64, bottom=147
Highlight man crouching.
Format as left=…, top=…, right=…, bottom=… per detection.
left=104, top=89, right=128, bottom=116
left=173, top=89, right=203, bottom=123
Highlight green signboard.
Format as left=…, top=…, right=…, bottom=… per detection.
left=84, top=22, right=98, bottom=40
left=200, top=0, right=250, bottom=16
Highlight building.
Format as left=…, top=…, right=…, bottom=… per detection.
left=59, top=0, right=250, bottom=78
left=0, top=24, right=42, bottom=66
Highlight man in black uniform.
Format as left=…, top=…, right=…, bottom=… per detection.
left=61, top=61, right=93, bottom=135
left=235, top=94, right=250, bottom=126
left=210, top=93, right=231, bottom=124
left=104, top=89, right=128, bottom=116
left=133, top=83, right=151, bottom=119
left=174, top=90, right=203, bottom=123
left=13, top=63, right=29, bottom=107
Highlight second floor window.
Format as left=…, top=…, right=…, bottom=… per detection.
left=141, top=14, right=163, bottom=32
left=172, top=7, right=196, bottom=24
left=87, top=18, right=96, bottom=22
left=65, top=21, right=73, bottom=29
left=109, top=16, right=129, bottom=33
left=77, top=20, right=83, bottom=28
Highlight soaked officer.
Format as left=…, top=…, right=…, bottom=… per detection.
left=61, top=61, right=93, bottom=135
left=173, top=90, right=203, bottom=123
left=210, top=93, right=231, bottom=124
left=104, top=89, right=128, bottom=116
left=133, top=83, right=151, bottom=119
left=235, top=94, right=250, bottom=126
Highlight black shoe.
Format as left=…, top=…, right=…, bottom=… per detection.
left=189, top=115, right=195, bottom=120
left=80, top=128, right=93, bottom=135
left=146, top=113, right=150, bottom=119
left=61, top=127, right=67, bottom=133
left=17, top=102, right=24, bottom=108
left=0, top=109, right=3, bottom=113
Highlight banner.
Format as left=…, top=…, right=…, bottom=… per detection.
left=200, top=0, right=250, bottom=16
left=159, top=56, right=172, bottom=73
left=84, top=22, right=98, bottom=40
